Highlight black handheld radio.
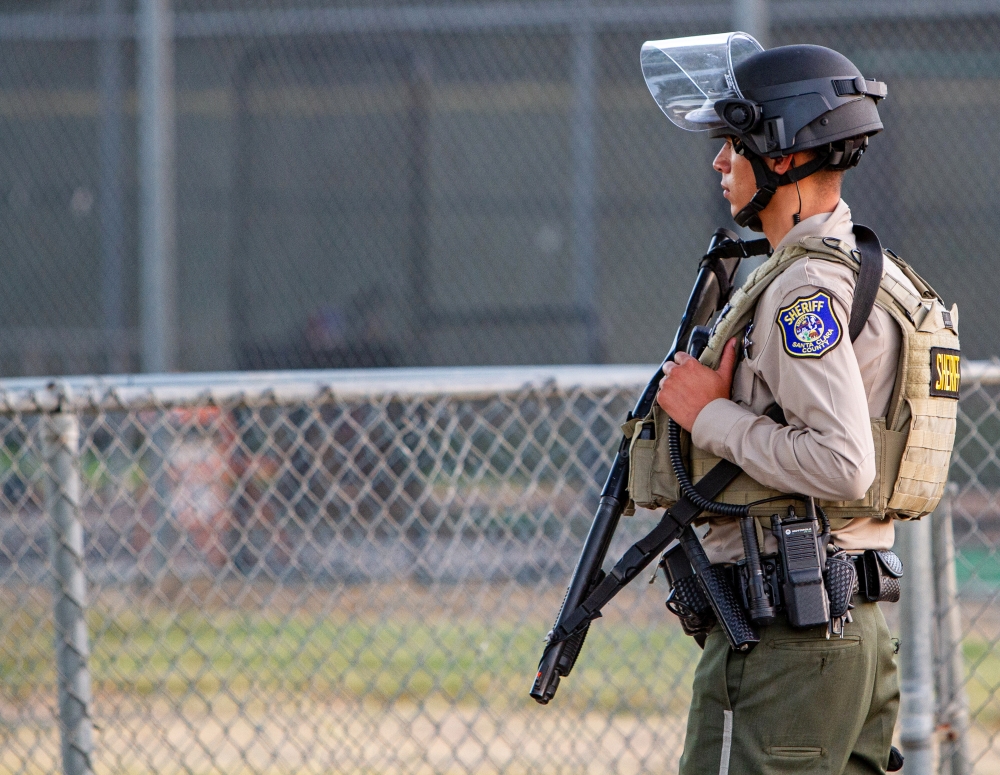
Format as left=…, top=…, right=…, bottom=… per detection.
left=771, top=500, right=829, bottom=629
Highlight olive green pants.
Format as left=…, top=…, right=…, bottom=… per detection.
left=678, top=602, right=899, bottom=775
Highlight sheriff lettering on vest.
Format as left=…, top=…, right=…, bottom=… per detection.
left=642, top=34, right=960, bottom=774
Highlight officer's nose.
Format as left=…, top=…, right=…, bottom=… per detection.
left=713, top=143, right=730, bottom=174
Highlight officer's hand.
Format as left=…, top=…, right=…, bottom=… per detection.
left=656, top=338, right=738, bottom=432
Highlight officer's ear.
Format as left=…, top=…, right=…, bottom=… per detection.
left=771, top=149, right=817, bottom=176
left=771, top=154, right=795, bottom=175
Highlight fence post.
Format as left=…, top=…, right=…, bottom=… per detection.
left=138, top=0, right=177, bottom=373
left=43, top=384, right=94, bottom=775
left=898, top=517, right=936, bottom=774
left=571, top=6, right=601, bottom=363
left=734, top=0, right=770, bottom=48
left=933, top=483, right=970, bottom=775
left=99, top=0, right=128, bottom=373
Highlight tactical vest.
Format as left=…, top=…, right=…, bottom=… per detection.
left=624, top=236, right=960, bottom=522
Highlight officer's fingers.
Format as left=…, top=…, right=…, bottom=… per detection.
left=655, top=378, right=670, bottom=411
left=716, top=338, right=739, bottom=381
left=673, top=352, right=693, bottom=366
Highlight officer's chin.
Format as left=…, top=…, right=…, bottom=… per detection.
left=722, top=190, right=743, bottom=219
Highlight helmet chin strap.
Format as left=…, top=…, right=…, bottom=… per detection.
left=732, top=138, right=832, bottom=232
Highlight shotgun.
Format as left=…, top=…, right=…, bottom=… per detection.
left=530, top=228, right=769, bottom=704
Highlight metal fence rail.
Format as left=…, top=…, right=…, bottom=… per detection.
left=1, top=363, right=998, bottom=774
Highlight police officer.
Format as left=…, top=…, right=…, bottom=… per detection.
left=644, top=36, right=921, bottom=774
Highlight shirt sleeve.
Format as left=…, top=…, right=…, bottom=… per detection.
left=691, top=263, right=876, bottom=502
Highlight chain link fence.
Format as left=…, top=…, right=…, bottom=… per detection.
left=0, top=0, right=996, bottom=374
left=0, top=364, right=995, bottom=774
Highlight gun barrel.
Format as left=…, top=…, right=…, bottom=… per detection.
left=530, top=641, right=562, bottom=703
left=530, top=495, right=622, bottom=704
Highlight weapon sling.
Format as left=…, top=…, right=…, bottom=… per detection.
left=547, top=458, right=742, bottom=644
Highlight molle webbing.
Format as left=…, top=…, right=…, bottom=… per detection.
left=878, top=277, right=960, bottom=517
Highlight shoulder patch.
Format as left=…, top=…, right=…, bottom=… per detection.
left=776, top=290, right=843, bottom=358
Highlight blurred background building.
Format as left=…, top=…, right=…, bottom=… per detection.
left=3, top=5, right=1000, bottom=774
left=0, top=0, right=995, bottom=376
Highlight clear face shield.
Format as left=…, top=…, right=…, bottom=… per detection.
left=640, top=32, right=764, bottom=132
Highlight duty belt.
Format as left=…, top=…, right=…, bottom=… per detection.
left=727, top=548, right=903, bottom=618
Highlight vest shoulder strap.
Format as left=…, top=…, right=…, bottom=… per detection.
left=792, top=228, right=884, bottom=342
left=849, top=225, right=884, bottom=342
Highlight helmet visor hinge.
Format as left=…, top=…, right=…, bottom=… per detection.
left=716, top=98, right=762, bottom=134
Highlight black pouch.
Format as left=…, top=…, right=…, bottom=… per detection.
left=824, top=551, right=858, bottom=619
left=661, top=544, right=715, bottom=647
left=856, top=550, right=903, bottom=603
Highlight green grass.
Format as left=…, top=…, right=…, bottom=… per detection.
left=2, top=593, right=998, bottom=725
left=1, top=598, right=699, bottom=716
left=956, top=547, right=1000, bottom=586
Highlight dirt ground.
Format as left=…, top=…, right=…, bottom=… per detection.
left=3, top=694, right=997, bottom=775
left=4, top=696, right=685, bottom=775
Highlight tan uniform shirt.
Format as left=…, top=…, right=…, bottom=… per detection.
left=691, top=199, right=918, bottom=563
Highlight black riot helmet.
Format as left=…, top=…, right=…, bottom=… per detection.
left=641, top=34, right=887, bottom=230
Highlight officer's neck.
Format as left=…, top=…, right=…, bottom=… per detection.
left=759, top=181, right=842, bottom=249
